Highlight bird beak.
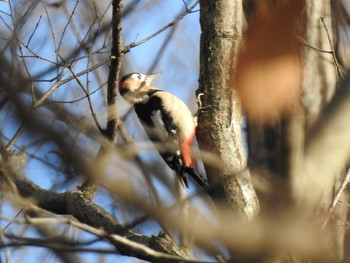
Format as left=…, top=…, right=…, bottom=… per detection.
left=145, top=72, right=161, bottom=86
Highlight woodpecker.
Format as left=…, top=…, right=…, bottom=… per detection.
left=119, top=72, right=208, bottom=188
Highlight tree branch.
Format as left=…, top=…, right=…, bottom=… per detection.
left=104, top=0, right=123, bottom=142
left=296, top=72, right=350, bottom=208
left=0, top=151, right=191, bottom=262
left=123, top=1, right=199, bottom=53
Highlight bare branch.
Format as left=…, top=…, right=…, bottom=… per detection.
left=0, top=151, right=191, bottom=262
left=297, top=72, right=350, bottom=207
left=26, top=15, right=42, bottom=47
left=4, top=123, right=24, bottom=152
left=66, top=65, right=103, bottom=132
left=123, top=1, right=199, bottom=53
left=32, top=58, right=110, bottom=108
left=0, top=230, right=12, bottom=263
left=104, top=0, right=123, bottom=142
left=322, top=169, right=350, bottom=229
left=41, top=0, right=60, bottom=76
left=57, top=0, right=80, bottom=53
left=320, top=17, right=344, bottom=79
left=297, top=35, right=333, bottom=54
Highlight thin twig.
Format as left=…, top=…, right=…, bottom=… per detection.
left=4, top=232, right=101, bottom=247
left=123, top=0, right=199, bottom=53
left=0, top=10, right=11, bottom=16
left=66, top=65, right=103, bottom=132
left=4, top=123, right=24, bottom=152
left=322, top=169, right=350, bottom=229
left=66, top=219, right=211, bottom=263
left=4, top=1, right=36, bottom=102
left=320, top=17, right=344, bottom=79
left=32, top=57, right=110, bottom=108
left=124, top=185, right=208, bottom=229
left=26, top=15, right=42, bottom=47
left=48, top=81, right=106, bottom=105
left=148, top=17, right=179, bottom=73
left=0, top=5, right=60, bottom=70
left=338, top=200, right=350, bottom=208
left=29, top=2, right=115, bottom=81
left=71, top=3, right=105, bottom=97
left=1, top=241, right=118, bottom=254
left=57, top=0, right=79, bottom=53
left=121, top=0, right=142, bottom=17
left=296, top=35, right=332, bottom=54
left=2, top=208, right=23, bottom=232
left=118, top=122, right=162, bottom=208
left=0, top=230, right=12, bottom=263
left=42, top=0, right=60, bottom=76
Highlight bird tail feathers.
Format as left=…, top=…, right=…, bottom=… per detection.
left=185, top=167, right=209, bottom=188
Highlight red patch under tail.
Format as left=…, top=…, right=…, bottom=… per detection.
left=181, top=132, right=195, bottom=167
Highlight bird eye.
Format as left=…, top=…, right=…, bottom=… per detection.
left=137, top=74, right=142, bottom=80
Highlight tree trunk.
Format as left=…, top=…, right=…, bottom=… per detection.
left=197, top=0, right=259, bottom=220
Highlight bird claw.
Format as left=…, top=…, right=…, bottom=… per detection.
left=194, top=93, right=210, bottom=117
left=196, top=93, right=204, bottom=109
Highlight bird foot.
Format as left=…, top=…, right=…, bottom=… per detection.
left=194, top=93, right=210, bottom=117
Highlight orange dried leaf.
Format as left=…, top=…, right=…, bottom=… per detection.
left=234, top=0, right=303, bottom=124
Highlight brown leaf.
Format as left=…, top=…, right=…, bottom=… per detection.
left=234, top=0, right=303, bottom=124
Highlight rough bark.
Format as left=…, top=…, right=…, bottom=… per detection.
left=197, top=0, right=259, bottom=220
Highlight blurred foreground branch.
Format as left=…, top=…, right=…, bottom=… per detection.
left=0, top=150, right=191, bottom=262
left=297, top=72, right=350, bottom=208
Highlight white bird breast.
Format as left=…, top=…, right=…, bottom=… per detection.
left=156, top=92, right=196, bottom=140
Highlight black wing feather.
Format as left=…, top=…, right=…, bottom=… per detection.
left=134, top=91, right=208, bottom=188
left=134, top=93, right=189, bottom=187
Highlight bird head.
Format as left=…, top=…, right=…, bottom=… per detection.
left=119, top=72, right=160, bottom=104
